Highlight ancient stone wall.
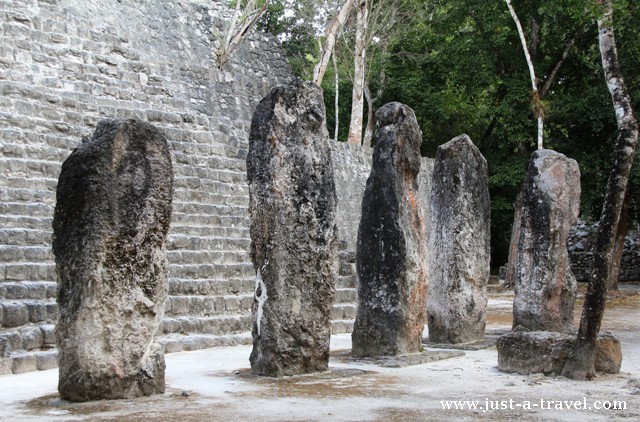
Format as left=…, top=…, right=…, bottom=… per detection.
left=0, top=0, right=293, bottom=373
left=0, top=0, right=436, bottom=374
left=568, top=220, right=640, bottom=282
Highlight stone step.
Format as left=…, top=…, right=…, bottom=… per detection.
left=168, top=262, right=254, bottom=280
left=171, top=212, right=249, bottom=228
left=165, top=294, right=254, bottom=317
left=173, top=177, right=247, bottom=194
left=173, top=191, right=249, bottom=207
left=0, top=228, right=53, bottom=247
left=0, top=349, right=58, bottom=375
left=167, top=250, right=249, bottom=266
left=171, top=201, right=249, bottom=218
left=0, top=245, right=53, bottom=264
left=331, top=303, right=357, bottom=321
left=161, top=314, right=251, bottom=336
left=167, top=234, right=250, bottom=251
left=0, top=299, right=57, bottom=328
left=174, top=165, right=247, bottom=182
left=0, top=323, right=56, bottom=355
left=169, top=225, right=250, bottom=239
left=339, top=261, right=356, bottom=276
left=0, top=281, right=57, bottom=300
left=0, top=215, right=54, bottom=231
left=336, top=274, right=356, bottom=289
left=335, top=287, right=356, bottom=304
left=168, top=278, right=254, bottom=296
left=331, top=319, right=354, bottom=335
left=0, top=262, right=56, bottom=282
left=0, top=202, right=54, bottom=219
left=157, top=332, right=252, bottom=354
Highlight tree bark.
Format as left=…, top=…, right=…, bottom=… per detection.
left=561, top=0, right=638, bottom=380
left=333, top=51, right=340, bottom=141
left=608, top=188, right=630, bottom=290
left=363, top=81, right=375, bottom=147
left=313, top=0, right=355, bottom=86
left=216, top=0, right=271, bottom=70
left=347, top=0, right=368, bottom=145
left=505, top=0, right=543, bottom=150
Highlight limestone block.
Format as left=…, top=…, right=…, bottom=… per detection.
left=427, top=135, right=490, bottom=344
left=511, top=150, right=581, bottom=332
left=351, top=102, right=428, bottom=357
left=497, top=331, right=621, bottom=375
left=53, top=119, right=173, bottom=401
left=247, top=80, right=337, bottom=376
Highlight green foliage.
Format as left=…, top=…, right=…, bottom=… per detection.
left=259, top=0, right=640, bottom=269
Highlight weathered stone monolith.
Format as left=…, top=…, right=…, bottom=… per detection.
left=351, top=102, right=427, bottom=357
left=497, top=331, right=621, bottom=375
left=247, top=80, right=337, bottom=377
left=427, top=135, right=490, bottom=344
left=53, top=119, right=173, bottom=401
left=512, top=150, right=581, bottom=332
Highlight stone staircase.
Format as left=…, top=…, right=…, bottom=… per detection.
left=0, top=156, right=360, bottom=374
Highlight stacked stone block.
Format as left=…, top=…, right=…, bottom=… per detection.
left=1, top=0, right=422, bottom=374
left=0, top=0, right=290, bottom=373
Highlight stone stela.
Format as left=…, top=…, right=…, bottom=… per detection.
left=246, top=80, right=338, bottom=377
left=511, top=150, right=581, bottom=333
left=351, top=102, right=428, bottom=358
left=427, top=135, right=490, bottom=345
left=53, top=119, right=173, bottom=401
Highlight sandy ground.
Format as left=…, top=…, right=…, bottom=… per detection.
left=1, top=288, right=638, bottom=421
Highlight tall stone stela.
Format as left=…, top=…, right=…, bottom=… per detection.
left=247, top=80, right=338, bottom=376
left=351, top=102, right=428, bottom=357
left=53, top=119, right=173, bottom=401
left=511, top=150, right=581, bottom=332
left=427, top=135, right=491, bottom=344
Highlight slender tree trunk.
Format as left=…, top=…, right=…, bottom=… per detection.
left=505, top=0, right=544, bottom=150
left=333, top=51, right=340, bottom=141
left=313, top=0, right=354, bottom=86
left=561, top=0, right=639, bottom=380
left=608, top=189, right=630, bottom=290
left=347, top=0, right=368, bottom=145
left=216, top=0, right=271, bottom=69
left=504, top=192, right=523, bottom=288
left=363, top=81, right=375, bottom=147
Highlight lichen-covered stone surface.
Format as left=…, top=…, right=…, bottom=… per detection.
left=247, top=80, right=337, bottom=376
left=53, top=119, right=173, bottom=401
left=427, top=135, right=490, bottom=344
left=351, top=102, right=427, bottom=357
left=497, top=331, right=621, bottom=375
left=511, top=150, right=581, bottom=332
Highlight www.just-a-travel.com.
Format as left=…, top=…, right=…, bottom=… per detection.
left=440, top=397, right=628, bottom=412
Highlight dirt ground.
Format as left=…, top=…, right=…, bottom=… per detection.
left=1, top=286, right=638, bottom=421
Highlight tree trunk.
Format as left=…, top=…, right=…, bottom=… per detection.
left=216, top=0, right=271, bottom=70
left=347, top=0, right=368, bottom=145
left=504, top=191, right=523, bottom=289
left=561, top=0, right=638, bottom=380
left=363, top=81, right=375, bottom=147
left=608, top=189, right=630, bottom=290
left=313, top=0, right=354, bottom=86
left=333, top=51, right=340, bottom=141
left=505, top=0, right=544, bottom=150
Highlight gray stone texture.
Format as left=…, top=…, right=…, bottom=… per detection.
left=511, top=150, right=581, bottom=332
left=427, top=135, right=490, bottom=344
left=569, top=219, right=640, bottom=282
left=351, top=102, right=428, bottom=357
left=497, top=331, right=622, bottom=375
left=247, top=80, right=337, bottom=376
left=0, top=0, right=291, bottom=369
left=0, top=0, right=441, bottom=373
left=53, top=119, right=173, bottom=401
